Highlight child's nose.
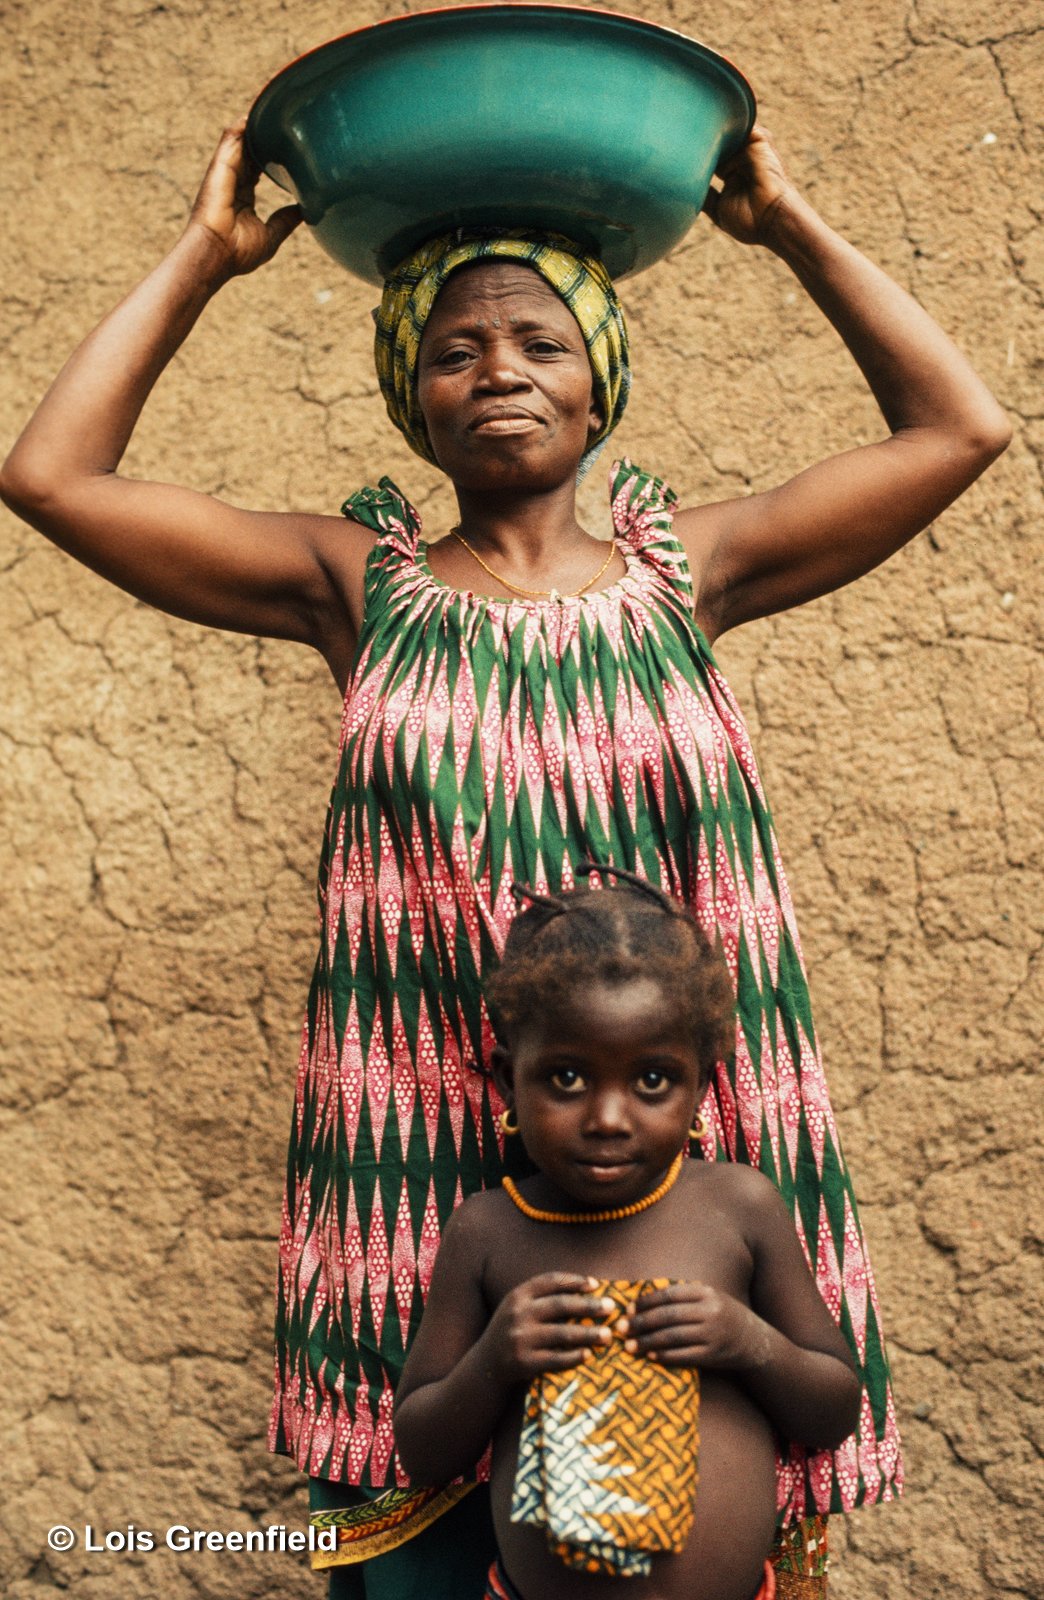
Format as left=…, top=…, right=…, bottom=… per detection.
left=583, top=1092, right=631, bottom=1136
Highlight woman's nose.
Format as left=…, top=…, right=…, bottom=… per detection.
left=472, top=343, right=530, bottom=392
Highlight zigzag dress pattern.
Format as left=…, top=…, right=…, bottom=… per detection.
left=511, top=1279, right=700, bottom=1576
left=267, top=459, right=903, bottom=1525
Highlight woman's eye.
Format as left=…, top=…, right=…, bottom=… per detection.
left=527, top=339, right=561, bottom=356
left=550, top=1068, right=584, bottom=1093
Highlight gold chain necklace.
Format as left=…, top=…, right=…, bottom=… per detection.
left=501, top=1152, right=683, bottom=1224
left=448, top=527, right=616, bottom=603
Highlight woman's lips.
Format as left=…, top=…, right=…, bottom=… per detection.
left=470, top=415, right=543, bottom=434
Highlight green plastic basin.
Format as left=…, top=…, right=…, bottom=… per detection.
left=246, top=3, right=755, bottom=285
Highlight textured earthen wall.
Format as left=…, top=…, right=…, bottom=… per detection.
left=2, top=1, right=1041, bottom=1595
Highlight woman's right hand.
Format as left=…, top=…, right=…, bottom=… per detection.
left=484, top=1273, right=614, bottom=1383
left=185, top=119, right=303, bottom=279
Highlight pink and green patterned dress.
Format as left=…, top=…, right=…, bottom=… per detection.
left=268, top=459, right=902, bottom=1526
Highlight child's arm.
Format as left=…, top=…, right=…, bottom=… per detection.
left=394, top=1201, right=614, bottom=1484
left=623, top=1170, right=861, bottom=1449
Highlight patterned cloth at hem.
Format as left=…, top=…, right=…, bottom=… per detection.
left=309, top=1482, right=475, bottom=1570
left=772, top=1512, right=829, bottom=1598
left=312, top=1480, right=496, bottom=1599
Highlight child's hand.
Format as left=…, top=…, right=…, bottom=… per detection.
left=485, top=1273, right=616, bottom=1384
left=620, top=1282, right=767, bottom=1370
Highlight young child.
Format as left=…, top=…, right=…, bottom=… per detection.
left=394, top=869, right=861, bottom=1600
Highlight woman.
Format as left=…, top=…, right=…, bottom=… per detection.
left=1, top=118, right=1009, bottom=1600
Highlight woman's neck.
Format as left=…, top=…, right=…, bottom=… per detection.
left=450, top=478, right=592, bottom=569
left=425, top=472, right=624, bottom=602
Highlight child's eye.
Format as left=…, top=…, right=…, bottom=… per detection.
left=637, top=1069, right=670, bottom=1093
left=550, top=1068, right=584, bottom=1093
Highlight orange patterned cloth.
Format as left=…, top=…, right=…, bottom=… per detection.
left=510, top=1278, right=699, bottom=1576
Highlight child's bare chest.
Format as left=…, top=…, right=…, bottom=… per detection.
left=484, top=1167, right=755, bottom=1307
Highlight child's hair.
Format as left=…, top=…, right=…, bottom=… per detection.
left=486, top=863, right=734, bottom=1085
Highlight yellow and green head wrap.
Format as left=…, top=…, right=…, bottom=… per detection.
left=374, top=230, right=631, bottom=477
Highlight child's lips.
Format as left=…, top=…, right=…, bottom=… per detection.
left=576, top=1158, right=638, bottom=1183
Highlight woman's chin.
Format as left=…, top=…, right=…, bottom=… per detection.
left=432, top=437, right=584, bottom=491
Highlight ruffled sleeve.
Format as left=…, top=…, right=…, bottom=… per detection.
left=341, top=476, right=424, bottom=619
left=341, top=477, right=421, bottom=550
left=608, top=458, right=694, bottom=613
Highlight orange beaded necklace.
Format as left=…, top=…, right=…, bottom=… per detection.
left=501, top=1152, right=683, bottom=1224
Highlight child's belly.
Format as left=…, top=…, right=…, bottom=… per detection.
left=491, top=1372, right=778, bottom=1600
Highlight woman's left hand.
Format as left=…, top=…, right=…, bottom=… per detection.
left=619, top=1281, right=767, bottom=1369
left=702, top=123, right=796, bottom=247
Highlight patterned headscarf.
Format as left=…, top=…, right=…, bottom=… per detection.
left=374, top=231, right=630, bottom=477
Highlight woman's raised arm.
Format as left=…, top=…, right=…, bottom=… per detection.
left=678, top=127, right=1012, bottom=642
left=0, top=123, right=370, bottom=683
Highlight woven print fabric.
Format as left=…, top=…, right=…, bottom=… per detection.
left=511, top=1278, right=699, bottom=1576
left=267, top=458, right=903, bottom=1526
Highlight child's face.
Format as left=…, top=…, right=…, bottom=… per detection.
left=501, top=977, right=705, bottom=1211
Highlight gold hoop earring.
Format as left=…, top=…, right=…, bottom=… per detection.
left=689, top=1111, right=709, bottom=1141
left=498, top=1107, right=519, bottom=1137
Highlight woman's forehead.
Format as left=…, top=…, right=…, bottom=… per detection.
left=427, top=260, right=574, bottom=327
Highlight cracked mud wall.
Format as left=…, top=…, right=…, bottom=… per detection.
left=1, top=0, right=1040, bottom=1595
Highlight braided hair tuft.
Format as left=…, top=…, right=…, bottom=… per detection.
left=486, top=865, right=733, bottom=1085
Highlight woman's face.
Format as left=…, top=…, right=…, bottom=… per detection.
left=416, top=261, right=602, bottom=490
